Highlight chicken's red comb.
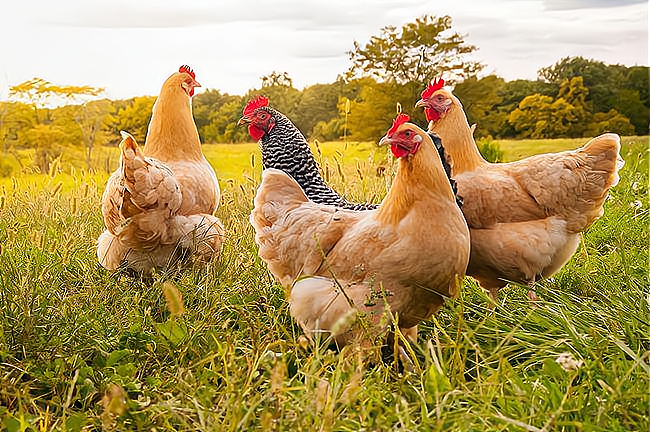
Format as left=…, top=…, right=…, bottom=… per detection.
left=387, top=113, right=410, bottom=136
left=179, top=65, right=195, bottom=79
left=243, top=95, right=269, bottom=116
left=421, top=77, right=445, bottom=99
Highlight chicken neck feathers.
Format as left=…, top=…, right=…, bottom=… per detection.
left=143, top=75, right=203, bottom=162
left=259, top=108, right=378, bottom=211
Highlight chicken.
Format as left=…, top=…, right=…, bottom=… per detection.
left=238, top=95, right=377, bottom=210
left=250, top=114, right=470, bottom=346
left=97, top=65, right=224, bottom=274
left=415, top=78, right=624, bottom=298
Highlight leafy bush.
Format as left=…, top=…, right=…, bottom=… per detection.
left=477, top=137, right=504, bottom=162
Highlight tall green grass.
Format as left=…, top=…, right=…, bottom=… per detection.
left=0, top=137, right=647, bottom=431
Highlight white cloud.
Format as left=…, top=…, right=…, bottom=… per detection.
left=0, top=0, right=646, bottom=100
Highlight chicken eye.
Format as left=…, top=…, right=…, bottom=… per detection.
left=404, top=130, right=411, bottom=137
left=260, top=113, right=267, bottom=120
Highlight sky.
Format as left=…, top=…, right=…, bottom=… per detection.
left=0, top=0, right=647, bottom=102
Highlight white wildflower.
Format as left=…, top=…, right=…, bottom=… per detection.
left=631, top=181, right=639, bottom=191
left=556, top=352, right=583, bottom=371
left=630, top=200, right=643, bottom=210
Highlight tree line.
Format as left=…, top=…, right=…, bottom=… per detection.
left=1, top=15, right=648, bottom=175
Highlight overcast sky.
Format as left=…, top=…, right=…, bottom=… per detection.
left=0, top=0, right=647, bottom=102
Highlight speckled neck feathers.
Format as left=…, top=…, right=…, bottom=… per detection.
left=260, top=108, right=377, bottom=211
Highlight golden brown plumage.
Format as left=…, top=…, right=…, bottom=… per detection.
left=416, top=83, right=624, bottom=297
left=250, top=115, right=470, bottom=346
left=97, top=66, right=224, bottom=273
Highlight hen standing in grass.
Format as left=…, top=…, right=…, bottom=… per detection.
left=416, top=78, right=624, bottom=298
left=250, top=114, right=470, bottom=346
left=97, top=66, right=224, bottom=274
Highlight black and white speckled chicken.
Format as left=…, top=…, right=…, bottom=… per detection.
left=238, top=96, right=376, bottom=210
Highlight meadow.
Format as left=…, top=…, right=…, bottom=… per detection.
left=0, top=136, right=648, bottom=431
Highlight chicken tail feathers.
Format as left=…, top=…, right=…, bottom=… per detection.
left=118, top=131, right=182, bottom=216
left=579, top=133, right=624, bottom=189
left=564, top=133, right=625, bottom=232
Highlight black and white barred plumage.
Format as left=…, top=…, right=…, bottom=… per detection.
left=256, top=107, right=378, bottom=211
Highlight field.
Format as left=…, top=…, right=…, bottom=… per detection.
left=0, top=136, right=648, bottom=431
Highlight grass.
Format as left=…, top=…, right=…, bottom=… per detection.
left=0, top=136, right=648, bottom=431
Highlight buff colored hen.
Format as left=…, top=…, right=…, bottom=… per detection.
left=416, top=79, right=624, bottom=298
left=97, top=66, right=224, bottom=274
left=250, top=114, right=470, bottom=346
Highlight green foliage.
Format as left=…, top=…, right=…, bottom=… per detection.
left=292, top=82, right=343, bottom=139
left=347, top=14, right=483, bottom=84
left=508, top=76, right=638, bottom=139
left=312, top=117, right=345, bottom=142
left=477, top=137, right=504, bottom=162
left=21, top=124, right=68, bottom=173
left=255, top=78, right=301, bottom=118
left=2, top=55, right=648, bottom=165
left=113, top=96, right=155, bottom=145
left=453, top=75, right=508, bottom=139
left=509, top=94, right=564, bottom=138
left=611, top=88, right=650, bottom=135
left=539, top=56, right=650, bottom=135
left=0, top=137, right=647, bottom=430
left=200, top=99, right=249, bottom=144
left=9, top=77, right=104, bottom=108
left=193, top=90, right=246, bottom=143
left=585, top=109, right=636, bottom=136
left=344, top=78, right=427, bottom=142
left=557, top=76, right=591, bottom=137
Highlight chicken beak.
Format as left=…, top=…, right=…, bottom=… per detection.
left=414, top=99, right=426, bottom=109
left=378, top=135, right=390, bottom=146
left=237, top=116, right=251, bottom=126
left=193, top=79, right=202, bottom=88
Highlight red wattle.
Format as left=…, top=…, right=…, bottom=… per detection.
left=390, top=143, right=409, bottom=159
left=425, top=107, right=439, bottom=122
left=248, top=125, right=265, bottom=141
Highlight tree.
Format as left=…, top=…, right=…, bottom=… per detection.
left=9, top=78, right=104, bottom=125
left=193, top=89, right=241, bottom=143
left=74, top=99, right=116, bottom=170
left=261, top=71, right=293, bottom=88
left=508, top=94, right=581, bottom=139
left=21, top=124, right=68, bottom=173
left=452, top=75, right=507, bottom=138
left=7, top=78, right=105, bottom=172
left=585, top=109, right=636, bottom=136
left=0, top=101, right=35, bottom=171
left=113, top=96, right=156, bottom=145
left=539, top=56, right=629, bottom=115
left=347, top=15, right=483, bottom=85
left=556, top=77, right=591, bottom=137
left=611, top=89, right=649, bottom=136
left=344, top=78, right=417, bottom=141
left=250, top=72, right=301, bottom=126
left=292, top=83, right=341, bottom=138
left=201, top=99, right=248, bottom=143
left=612, top=66, right=650, bottom=135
